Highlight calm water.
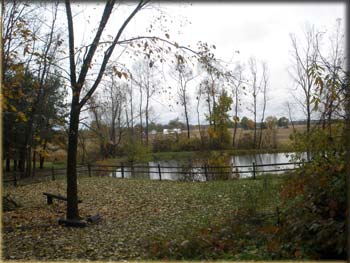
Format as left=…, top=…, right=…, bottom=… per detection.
left=109, top=152, right=304, bottom=181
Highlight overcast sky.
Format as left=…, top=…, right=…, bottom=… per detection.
left=69, top=2, right=346, bottom=124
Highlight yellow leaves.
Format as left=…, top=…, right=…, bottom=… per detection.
left=18, top=112, right=27, bottom=122
left=207, top=127, right=218, bottom=139
left=10, top=105, right=17, bottom=112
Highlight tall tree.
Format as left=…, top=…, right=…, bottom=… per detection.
left=289, top=24, right=320, bottom=159
left=258, top=62, right=269, bottom=149
left=172, top=54, right=196, bottom=139
left=227, top=63, right=244, bottom=147
left=316, top=19, right=345, bottom=136
left=248, top=57, right=260, bottom=149
left=207, top=90, right=233, bottom=149
left=132, top=58, right=159, bottom=146
left=64, top=0, right=150, bottom=222
left=2, top=1, right=65, bottom=175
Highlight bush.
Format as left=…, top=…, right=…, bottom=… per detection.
left=119, top=139, right=150, bottom=162
left=152, top=136, right=207, bottom=152
left=236, top=133, right=254, bottom=149
left=277, top=157, right=346, bottom=259
left=174, top=137, right=203, bottom=152
left=152, top=136, right=175, bottom=152
left=147, top=207, right=279, bottom=260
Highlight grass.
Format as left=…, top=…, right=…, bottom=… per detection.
left=2, top=175, right=285, bottom=261
left=3, top=161, right=67, bottom=172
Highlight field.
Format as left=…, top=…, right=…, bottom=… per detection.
left=3, top=175, right=284, bottom=261
left=188, top=125, right=306, bottom=145
left=48, top=124, right=306, bottom=163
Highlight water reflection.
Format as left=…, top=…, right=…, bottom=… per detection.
left=109, top=152, right=304, bottom=181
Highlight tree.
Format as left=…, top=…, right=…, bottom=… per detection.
left=195, top=85, right=204, bottom=144
left=132, top=58, right=159, bottom=146
left=2, top=1, right=66, bottom=175
left=289, top=24, right=320, bottom=159
left=265, top=116, right=278, bottom=148
left=87, top=94, right=109, bottom=158
left=278, top=117, right=289, bottom=128
left=248, top=57, right=260, bottom=149
left=240, top=116, right=249, bottom=130
left=64, top=0, right=150, bottom=222
left=102, top=74, right=127, bottom=156
left=207, top=90, right=233, bottom=149
left=63, top=0, right=203, bottom=222
left=227, top=63, right=244, bottom=147
left=315, top=19, right=345, bottom=136
left=172, top=54, right=196, bottom=139
left=167, top=118, right=186, bottom=130
left=258, top=62, right=269, bottom=149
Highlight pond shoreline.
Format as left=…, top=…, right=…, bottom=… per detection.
left=101, top=146, right=302, bottom=164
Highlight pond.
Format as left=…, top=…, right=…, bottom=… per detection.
left=109, top=152, right=305, bottom=181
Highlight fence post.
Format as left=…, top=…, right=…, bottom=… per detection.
left=121, top=163, right=124, bottom=179
left=252, top=162, right=256, bottom=179
left=88, top=163, right=91, bottom=177
left=158, top=163, right=162, bottom=181
left=204, top=164, right=208, bottom=181
left=51, top=166, right=55, bottom=181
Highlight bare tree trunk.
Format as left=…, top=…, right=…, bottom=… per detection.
left=232, top=87, right=239, bottom=147
left=5, top=158, right=10, bottom=172
left=258, top=62, right=268, bottom=149
left=32, top=150, right=36, bottom=177
left=130, top=82, right=134, bottom=136
left=306, top=101, right=311, bottom=160
left=25, top=146, right=32, bottom=177
left=145, top=87, right=150, bottom=146
left=39, top=140, right=47, bottom=169
left=249, top=57, right=259, bottom=149
left=19, top=150, right=25, bottom=175
left=196, top=92, right=203, bottom=144
left=230, top=65, right=243, bottom=147
left=66, top=103, right=80, bottom=220
left=139, top=85, right=143, bottom=144
left=184, top=96, right=190, bottom=139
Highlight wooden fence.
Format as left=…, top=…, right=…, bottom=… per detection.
left=87, top=161, right=306, bottom=181
left=3, top=161, right=307, bottom=186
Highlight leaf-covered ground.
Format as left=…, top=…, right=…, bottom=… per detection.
left=2, top=176, right=283, bottom=261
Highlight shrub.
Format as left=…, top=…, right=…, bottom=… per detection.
left=147, top=207, right=279, bottom=260
left=119, top=139, right=150, bottom=162
left=152, top=136, right=175, bottom=152
left=277, top=157, right=346, bottom=259
left=236, top=133, right=254, bottom=149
